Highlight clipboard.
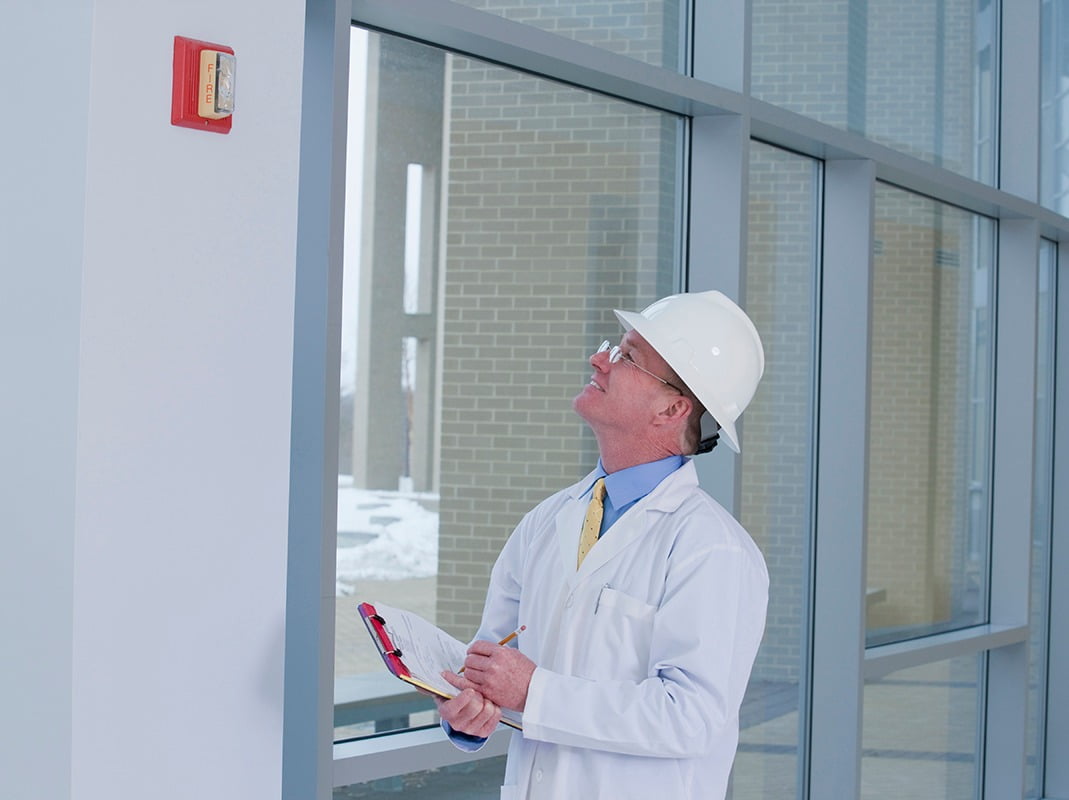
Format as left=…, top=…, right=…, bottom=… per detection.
left=358, top=601, right=523, bottom=731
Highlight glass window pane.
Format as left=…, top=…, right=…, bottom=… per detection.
left=861, top=657, right=982, bottom=799
left=336, top=26, right=682, bottom=742
left=865, top=184, right=995, bottom=646
left=1041, top=0, right=1069, bottom=214
left=751, top=0, right=998, bottom=184
left=731, top=141, right=820, bottom=798
left=1025, top=240, right=1057, bottom=798
left=450, top=0, right=684, bottom=71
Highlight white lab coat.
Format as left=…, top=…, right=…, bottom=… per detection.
left=472, top=460, right=769, bottom=800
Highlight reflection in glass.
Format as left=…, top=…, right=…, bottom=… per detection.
left=731, top=142, right=820, bottom=798
left=861, top=658, right=982, bottom=799
left=335, top=26, right=681, bottom=742
left=865, top=184, right=995, bottom=646
left=450, top=0, right=684, bottom=71
left=751, top=0, right=998, bottom=183
left=1025, top=240, right=1056, bottom=797
left=334, top=756, right=507, bottom=799
left=1041, top=0, right=1069, bottom=214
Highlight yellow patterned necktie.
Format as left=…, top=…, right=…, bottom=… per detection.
left=576, top=478, right=606, bottom=569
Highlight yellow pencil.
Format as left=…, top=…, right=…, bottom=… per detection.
left=459, top=625, right=526, bottom=673
left=496, top=625, right=526, bottom=647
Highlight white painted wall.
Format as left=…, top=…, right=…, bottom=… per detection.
left=2, top=2, right=306, bottom=798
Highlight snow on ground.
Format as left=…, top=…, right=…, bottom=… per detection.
left=335, top=478, right=438, bottom=594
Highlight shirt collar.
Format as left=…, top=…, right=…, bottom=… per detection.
left=587, top=454, right=687, bottom=509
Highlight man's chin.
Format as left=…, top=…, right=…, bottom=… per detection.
left=572, top=388, right=600, bottom=421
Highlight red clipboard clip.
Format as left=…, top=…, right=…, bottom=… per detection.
left=358, top=602, right=411, bottom=679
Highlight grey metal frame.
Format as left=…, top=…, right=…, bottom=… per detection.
left=809, top=159, right=875, bottom=800
left=985, top=218, right=1040, bottom=798
left=1046, top=239, right=1069, bottom=800
left=285, top=0, right=351, bottom=797
left=289, top=0, right=1069, bottom=796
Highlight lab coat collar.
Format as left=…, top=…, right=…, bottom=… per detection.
left=557, top=459, right=699, bottom=584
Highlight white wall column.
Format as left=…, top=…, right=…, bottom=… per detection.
left=0, top=5, right=93, bottom=797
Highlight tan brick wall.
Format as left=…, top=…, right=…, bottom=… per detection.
left=753, top=0, right=991, bottom=181
left=456, top=0, right=679, bottom=68
left=435, top=58, right=677, bottom=638
left=742, top=143, right=819, bottom=682
left=866, top=186, right=981, bottom=632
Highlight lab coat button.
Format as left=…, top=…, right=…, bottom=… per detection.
left=535, top=769, right=544, bottom=782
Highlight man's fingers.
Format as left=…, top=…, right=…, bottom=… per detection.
left=441, top=670, right=479, bottom=692
left=467, top=639, right=498, bottom=657
left=469, top=695, right=502, bottom=737
left=444, top=688, right=500, bottom=736
left=462, top=652, right=493, bottom=676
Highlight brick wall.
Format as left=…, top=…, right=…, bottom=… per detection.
left=866, top=186, right=984, bottom=633
left=457, top=0, right=679, bottom=68
left=753, top=0, right=990, bottom=180
left=435, top=57, right=678, bottom=637
left=742, top=143, right=819, bottom=682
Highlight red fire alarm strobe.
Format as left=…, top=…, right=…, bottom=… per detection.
left=172, top=36, right=236, bottom=134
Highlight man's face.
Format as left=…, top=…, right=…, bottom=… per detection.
left=572, top=330, right=680, bottom=434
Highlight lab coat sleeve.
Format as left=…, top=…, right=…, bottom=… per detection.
left=443, top=512, right=529, bottom=752
left=441, top=721, right=489, bottom=751
left=521, top=537, right=768, bottom=758
left=471, top=510, right=528, bottom=644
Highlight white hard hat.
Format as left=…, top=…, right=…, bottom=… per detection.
left=614, top=290, right=764, bottom=453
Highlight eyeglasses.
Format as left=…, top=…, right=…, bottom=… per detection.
left=596, top=340, right=684, bottom=394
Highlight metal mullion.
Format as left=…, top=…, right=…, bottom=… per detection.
left=1000, top=0, right=1040, bottom=201
left=808, top=158, right=875, bottom=800
left=1045, top=240, right=1069, bottom=796
left=690, top=114, right=750, bottom=516
left=287, top=0, right=351, bottom=798
left=692, top=0, right=750, bottom=94
left=984, top=218, right=1040, bottom=799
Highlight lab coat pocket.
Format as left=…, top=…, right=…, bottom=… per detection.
left=498, top=786, right=521, bottom=800
left=596, top=587, right=656, bottom=621
left=581, top=587, right=656, bottom=680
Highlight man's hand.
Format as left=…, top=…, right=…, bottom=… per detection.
left=444, top=640, right=537, bottom=711
left=435, top=686, right=502, bottom=739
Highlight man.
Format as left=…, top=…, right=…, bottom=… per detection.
left=438, top=290, right=769, bottom=800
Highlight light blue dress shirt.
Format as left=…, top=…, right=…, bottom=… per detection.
left=586, top=454, right=687, bottom=537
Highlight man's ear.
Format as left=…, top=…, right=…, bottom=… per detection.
left=654, top=394, right=692, bottom=425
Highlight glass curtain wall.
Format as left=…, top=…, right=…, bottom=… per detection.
left=329, top=0, right=1064, bottom=797
left=865, top=184, right=995, bottom=647
left=448, top=0, right=686, bottom=70
left=751, top=0, right=998, bottom=183
left=335, top=27, right=682, bottom=746
left=1041, top=0, right=1069, bottom=214
left=861, top=656, right=983, bottom=799
left=732, top=141, right=820, bottom=798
